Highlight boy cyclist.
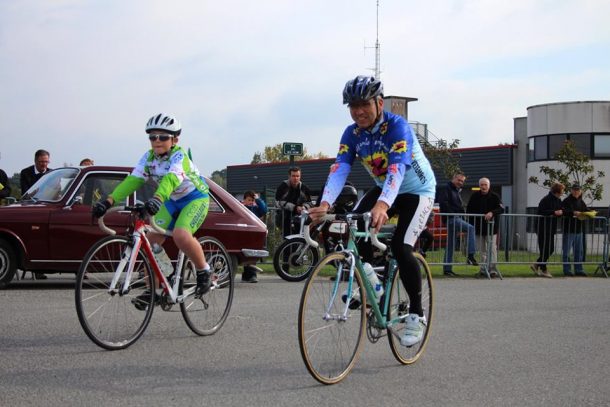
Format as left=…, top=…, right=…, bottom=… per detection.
left=308, top=76, right=436, bottom=347
left=92, top=113, right=212, bottom=306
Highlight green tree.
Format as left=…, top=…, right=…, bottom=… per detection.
left=210, top=168, right=226, bottom=188
left=421, top=137, right=461, bottom=179
left=528, top=140, right=604, bottom=204
left=251, top=143, right=327, bottom=164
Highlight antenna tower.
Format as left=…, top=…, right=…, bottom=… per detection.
left=365, top=0, right=381, bottom=78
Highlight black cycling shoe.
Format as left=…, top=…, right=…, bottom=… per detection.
left=196, top=270, right=212, bottom=296
left=131, top=289, right=157, bottom=311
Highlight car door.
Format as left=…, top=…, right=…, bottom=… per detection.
left=48, top=171, right=132, bottom=262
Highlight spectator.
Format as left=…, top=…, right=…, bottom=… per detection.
left=275, top=166, right=313, bottom=237
left=531, top=182, right=564, bottom=278
left=79, top=158, right=94, bottom=166
left=466, top=177, right=505, bottom=277
left=20, top=150, right=52, bottom=280
left=241, top=190, right=268, bottom=283
left=561, top=183, right=588, bottom=276
left=20, top=149, right=52, bottom=194
left=0, top=167, right=11, bottom=202
left=437, top=172, right=478, bottom=276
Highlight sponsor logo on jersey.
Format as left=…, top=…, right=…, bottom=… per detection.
left=390, top=140, right=407, bottom=153
left=338, top=144, right=349, bottom=155
left=380, top=122, right=388, bottom=135
left=362, top=151, right=388, bottom=180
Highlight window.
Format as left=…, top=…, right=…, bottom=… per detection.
left=548, top=134, right=567, bottom=159
left=594, top=134, right=610, bottom=158
left=528, top=138, right=535, bottom=161
left=534, top=136, right=548, bottom=160
left=569, top=134, right=590, bottom=155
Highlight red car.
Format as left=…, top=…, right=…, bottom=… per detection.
left=0, top=166, right=268, bottom=288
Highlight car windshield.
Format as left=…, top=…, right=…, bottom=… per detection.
left=23, top=168, right=79, bottom=202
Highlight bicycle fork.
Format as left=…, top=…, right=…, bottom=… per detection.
left=325, top=251, right=357, bottom=322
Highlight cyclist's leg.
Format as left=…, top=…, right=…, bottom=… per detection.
left=391, top=194, right=434, bottom=317
left=352, top=186, right=382, bottom=262
left=172, top=196, right=210, bottom=294
left=147, top=203, right=174, bottom=289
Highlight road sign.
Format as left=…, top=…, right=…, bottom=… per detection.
left=282, top=142, right=303, bottom=156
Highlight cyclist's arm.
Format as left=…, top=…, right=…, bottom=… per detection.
left=320, top=162, right=351, bottom=208
left=108, top=151, right=151, bottom=205
left=108, top=175, right=145, bottom=205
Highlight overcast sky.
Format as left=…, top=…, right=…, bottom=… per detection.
left=1, top=0, right=608, bottom=178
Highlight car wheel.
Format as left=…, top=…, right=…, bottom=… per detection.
left=0, top=238, right=17, bottom=289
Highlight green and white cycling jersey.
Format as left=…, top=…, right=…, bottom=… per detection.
left=110, top=145, right=209, bottom=203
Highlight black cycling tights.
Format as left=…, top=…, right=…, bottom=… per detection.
left=353, top=187, right=423, bottom=317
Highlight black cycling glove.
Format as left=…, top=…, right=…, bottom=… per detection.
left=92, top=199, right=112, bottom=218
left=145, top=197, right=163, bottom=216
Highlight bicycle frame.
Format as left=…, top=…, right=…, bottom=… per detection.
left=102, top=206, right=195, bottom=305
left=303, top=212, right=408, bottom=333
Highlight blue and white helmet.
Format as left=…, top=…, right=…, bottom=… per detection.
left=342, top=76, right=384, bottom=105
left=145, top=113, right=181, bottom=136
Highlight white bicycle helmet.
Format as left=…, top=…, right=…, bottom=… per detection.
left=145, top=113, right=181, bottom=136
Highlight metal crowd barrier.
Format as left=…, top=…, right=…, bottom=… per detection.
left=422, top=212, right=608, bottom=278
left=263, top=207, right=609, bottom=278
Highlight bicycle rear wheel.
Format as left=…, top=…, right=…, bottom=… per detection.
left=273, top=237, right=319, bottom=282
left=298, top=252, right=366, bottom=385
left=75, top=235, right=155, bottom=350
left=387, top=252, right=434, bottom=364
left=180, top=237, right=234, bottom=336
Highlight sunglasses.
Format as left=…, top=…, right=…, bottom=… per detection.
left=148, top=134, right=174, bottom=142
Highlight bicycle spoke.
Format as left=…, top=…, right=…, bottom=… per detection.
left=298, top=252, right=365, bottom=385
left=75, top=236, right=154, bottom=350
left=387, top=253, right=434, bottom=364
left=180, top=237, right=233, bottom=336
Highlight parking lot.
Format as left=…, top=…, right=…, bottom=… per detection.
left=0, top=275, right=608, bottom=406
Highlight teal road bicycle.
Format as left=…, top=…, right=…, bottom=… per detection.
left=298, top=212, right=434, bottom=385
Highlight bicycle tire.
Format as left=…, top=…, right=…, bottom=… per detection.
left=180, top=236, right=234, bottom=336
left=298, top=252, right=366, bottom=385
left=273, top=237, right=320, bottom=282
left=75, top=235, right=155, bottom=350
left=387, top=252, right=434, bottom=364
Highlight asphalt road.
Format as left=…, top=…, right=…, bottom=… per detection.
left=0, top=274, right=608, bottom=407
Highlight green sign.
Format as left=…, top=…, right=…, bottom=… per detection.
left=282, top=142, right=303, bottom=156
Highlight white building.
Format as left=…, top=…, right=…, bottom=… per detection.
left=513, top=100, right=610, bottom=213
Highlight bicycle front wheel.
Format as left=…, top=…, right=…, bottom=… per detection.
left=180, top=237, right=234, bottom=336
left=75, top=235, right=155, bottom=350
left=273, top=237, right=319, bottom=282
left=387, top=252, right=434, bottom=364
left=298, top=252, right=366, bottom=385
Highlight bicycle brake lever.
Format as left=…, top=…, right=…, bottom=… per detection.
left=363, top=212, right=372, bottom=242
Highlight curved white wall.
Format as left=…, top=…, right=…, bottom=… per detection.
left=526, top=101, right=610, bottom=207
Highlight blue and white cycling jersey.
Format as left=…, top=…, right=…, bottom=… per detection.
left=321, top=110, right=436, bottom=207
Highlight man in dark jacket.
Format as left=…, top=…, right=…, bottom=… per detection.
left=0, top=168, right=11, bottom=202
left=241, top=190, right=268, bottom=283
left=19, top=149, right=52, bottom=280
left=275, top=166, right=313, bottom=237
left=20, top=149, right=52, bottom=194
left=561, top=183, right=588, bottom=276
left=466, top=177, right=504, bottom=277
left=437, top=172, right=477, bottom=276
left=532, top=182, right=565, bottom=278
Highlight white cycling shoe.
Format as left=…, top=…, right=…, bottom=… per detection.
left=400, top=314, right=427, bottom=347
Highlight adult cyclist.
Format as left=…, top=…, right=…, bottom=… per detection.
left=308, top=76, right=436, bottom=347
left=92, top=113, right=212, bottom=308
